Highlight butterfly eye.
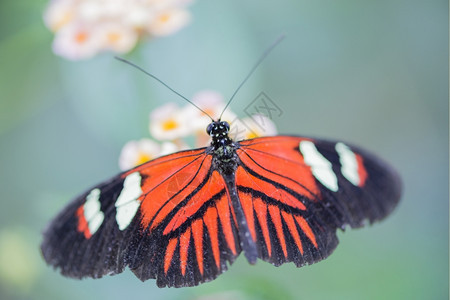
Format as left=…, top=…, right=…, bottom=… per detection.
left=206, top=123, right=213, bottom=135
left=221, top=121, right=230, bottom=132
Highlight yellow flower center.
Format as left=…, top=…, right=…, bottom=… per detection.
left=246, top=131, right=259, bottom=140
left=162, top=119, right=178, bottom=131
left=75, top=31, right=88, bottom=44
left=107, top=32, right=122, bottom=43
left=158, top=14, right=171, bottom=23
left=136, top=153, right=152, bottom=166
left=204, top=108, right=215, bottom=116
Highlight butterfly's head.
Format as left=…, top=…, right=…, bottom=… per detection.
left=207, top=120, right=230, bottom=137
left=207, top=120, right=233, bottom=149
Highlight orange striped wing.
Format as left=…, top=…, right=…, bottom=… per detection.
left=41, top=148, right=243, bottom=288
left=128, top=152, right=241, bottom=287
left=41, top=135, right=401, bottom=288
left=235, top=136, right=401, bottom=267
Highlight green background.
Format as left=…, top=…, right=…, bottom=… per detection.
left=0, top=1, right=448, bottom=299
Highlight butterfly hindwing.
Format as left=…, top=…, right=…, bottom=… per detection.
left=235, top=136, right=401, bottom=268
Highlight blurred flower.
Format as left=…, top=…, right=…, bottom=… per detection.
left=188, top=90, right=237, bottom=127
left=189, top=90, right=225, bottom=117
left=120, top=91, right=277, bottom=169
left=43, top=0, right=193, bottom=60
left=184, top=90, right=237, bottom=146
left=147, top=9, right=191, bottom=36
left=51, top=23, right=103, bottom=60
left=100, top=22, right=139, bottom=53
left=43, top=0, right=74, bottom=32
left=119, top=138, right=178, bottom=170
left=0, top=228, right=39, bottom=294
left=230, top=113, right=277, bottom=141
left=149, top=103, right=191, bottom=141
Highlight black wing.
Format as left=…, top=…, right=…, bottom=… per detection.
left=232, top=136, right=402, bottom=268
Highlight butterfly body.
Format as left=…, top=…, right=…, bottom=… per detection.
left=41, top=120, right=401, bottom=287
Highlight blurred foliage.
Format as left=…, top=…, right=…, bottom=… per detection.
left=0, top=0, right=448, bottom=300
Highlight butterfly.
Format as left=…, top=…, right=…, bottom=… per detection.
left=41, top=119, right=402, bottom=287
left=40, top=39, right=402, bottom=288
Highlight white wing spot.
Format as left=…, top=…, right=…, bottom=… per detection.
left=299, top=141, right=338, bottom=192
left=335, top=142, right=360, bottom=186
left=115, top=172, right=143, bottom=230
left=84, top=188, right=104, bottom=235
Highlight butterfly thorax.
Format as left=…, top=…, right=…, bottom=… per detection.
left=207, top=120, right=238, bottom=175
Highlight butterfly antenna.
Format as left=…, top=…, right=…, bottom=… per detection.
left=219, top=35, right=285, bottom=120
left=115, top=57, right=214, bottom=121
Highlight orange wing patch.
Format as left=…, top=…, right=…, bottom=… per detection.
left=238, top=137, right=320, bottom=200
left=253, top=198, right=272, bottom=256
left=164, top=238, right=178, bottom=274
left=281, top=211, right=303, bottom=255
left=179, top=227, right=191, bottom=276
left=268, top=205, right=288, bottom=258
left=294, top=215, right=318, bottom=248
left=240, top=190, right=256, bottom=241
left=157, top=169, right=240, bottom=282
left=163, top=170, right=226, bottom=235
left=355, top=154, right=368, bottom=187
left=122, top=149, right=211, bottom=232
left=236, top=138, right=323, bottom=265
left=76, top=206, right=91, bottom=239
left=235, top=166, right=306, bottom=211
left=191, top=219, right=204, bottom=275
left=203, top=206, right=221, bottom=268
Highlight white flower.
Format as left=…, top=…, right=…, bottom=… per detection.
left=77, top=1, right=103, bottom=22
left=230, top=114, right=278, bottom=141
left=185, top=90, right=225, bottom=131
left=99, top=22, right=139, bottom=53
left=43, top=0, right=194, bottom=60
left=160, top=141, right=181, bottom=155
left=43, top=0, right=74, bottom=32
left=52, top=23, right=103, bottom=60
left=123, top=7, right=153, bottom=29
left=183, top=90, right=237, bottom=147
left=119, top=138, right=178, bottom=170
left=149, top=103, right=191, bottom=141
left=147, top=9, right=191, bottom=36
